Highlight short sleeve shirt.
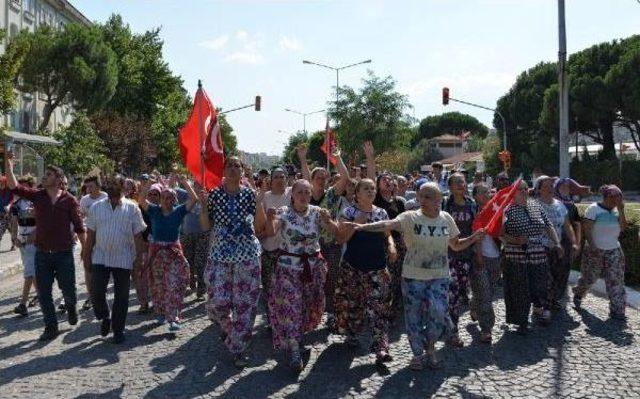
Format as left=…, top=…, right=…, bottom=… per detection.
left=11, top=198, right=36, bottom=243
left=584, top=203, right=621, bottom=250
left=277, top=205, right=322, bottom=255
left=79, top=192, right=108, bottom=217
left=537, top=198, right=568, bottom=248
left=207, top=186, right=261, bottom=262
left=147, top=203, right=189, bottom=242
left=502, top=199, right=551, bottom=263
left=396, top=210, right=460, bottom=281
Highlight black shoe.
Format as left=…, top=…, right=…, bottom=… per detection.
left=67, top=307, right=78, bottom=326
left=100, top=318, right=111, bottom=337
left=58, top=303, right=67, bottom=313
left=39, top=326, right=59, bottom=341
left=13, top=303, right=28, bottom=317
left=81, top=299, right=92, bottom=311
left=112, top=332, right=125, bottom=344
left=573, top=295, right=582, bottom=310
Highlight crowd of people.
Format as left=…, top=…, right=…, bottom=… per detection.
left=0, top=142, right=629, bottom=372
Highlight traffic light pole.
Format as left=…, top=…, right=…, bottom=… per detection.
left=557, top=0, right=570, bottom=178
left=446, top=97, right=507, bottom=151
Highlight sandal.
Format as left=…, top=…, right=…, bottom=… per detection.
left=375, top=352, right=393, bottom=364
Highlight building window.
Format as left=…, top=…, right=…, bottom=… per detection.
left=9, top=23, right=19, bottom=38
left=23, top=0, right=35, bottom=12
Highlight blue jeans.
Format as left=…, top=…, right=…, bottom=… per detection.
left=35, top=250, right=77, bottom=329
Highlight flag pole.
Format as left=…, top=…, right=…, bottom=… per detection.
left=197, top=79, right=205, bottom=186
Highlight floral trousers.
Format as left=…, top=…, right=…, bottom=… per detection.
left=573, top=244, right=626, bottom=316
left=334, top=261, right=392, bottom=354
left=205, top=256, right=261, bottom=355
left=448, top=257, right=472, bottom=332
left=148, top=242, right=190, bottom=322
left=469, top=256, right=501, bottom=333
left=387, top=235, right=407, bottom=317
left=268, top=255, right=327, bottom=351
left=260, top=249, right=279, bottom=311
left=180, top=231, right=211, bottom=295
left=321, top=240, right=342, bottom=314
left=133, top=243, right=151, bottom=305
left=402, top=278, right=453, bottom=357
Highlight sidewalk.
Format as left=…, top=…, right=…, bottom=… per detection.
left=0, top=234, right=22, bottom=281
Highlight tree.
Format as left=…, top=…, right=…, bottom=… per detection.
left=481, top=134, right=503, bottom=177
left=376, top=149, right=412, bottom=175
left=282, top=131, right=308, bottom=167
left=414, top=112, right=489, bottom=146
left=218, top=113, right=238, bottom=156
left=406, top=139, right=444, bottom=173
left=43, top=113, right=114, bottom=176
left=18, top=24, right=118, bottom=130
left=0, top=29, right=29, bottom=118
left=328, top=71, right=414, bottom=157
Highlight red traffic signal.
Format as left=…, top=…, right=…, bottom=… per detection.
left=442, top=87, right=449, bottom=105
left=255, top=96, right=261, bottom=111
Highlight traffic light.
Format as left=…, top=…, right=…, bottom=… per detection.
left=255, top=95, right=261, bottom=111
left=442, top=87, right=449, bottom=105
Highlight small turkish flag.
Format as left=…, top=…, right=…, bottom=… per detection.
left=472, top=178, right=522, bottom=238
left=321, top=119, right=338, bottom=166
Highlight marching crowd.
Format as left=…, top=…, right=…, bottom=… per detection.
left=0, top=142, right=629, bottom=372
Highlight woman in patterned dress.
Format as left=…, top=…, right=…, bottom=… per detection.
left=500, top=180, right=562, bottom=334
left=335, top=178, right=397, bottom=365
left=265, top=179, right=340, bottom=371
left=139, top=176, right=198, bottom=332
left=200, top=156, right=268, bottom=369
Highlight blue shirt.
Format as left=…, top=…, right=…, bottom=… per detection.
left=147, top=203, right=189, bottom=242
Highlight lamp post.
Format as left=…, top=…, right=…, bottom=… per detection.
left=302, top=59, right=372, bottom=112
left=284, top=108, right=326, bottom=134
left=557, top=0, right=570, bottom=178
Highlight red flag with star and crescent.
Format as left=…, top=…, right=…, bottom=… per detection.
left=472, top=178, right=522, bottom=238
left=178, top=85, right=224, bottom=190
left=321, top=120, right=338, bottom=166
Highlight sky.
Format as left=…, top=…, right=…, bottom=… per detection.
left=72, top=0, right=640, bottom=156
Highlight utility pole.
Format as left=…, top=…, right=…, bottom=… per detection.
left=558, top=0, right=570, bottom=178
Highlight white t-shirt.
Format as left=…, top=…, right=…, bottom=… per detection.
left=80, top=192, right=108, bottom=217
left=396, top=210, right=460, bottom=281
left=584, top=202, right=621, bottom=250
left=261, top=188, right=292, bottom=251
left=481, top=235, right=500, bottom=258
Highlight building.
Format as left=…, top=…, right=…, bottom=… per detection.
left=429, top=132, right=470, bottom=159
left=0, top=0, right=91, bottom=176
left=238, top=150, right=281, bottom=171
left=438, top=151, right=485, bottom=173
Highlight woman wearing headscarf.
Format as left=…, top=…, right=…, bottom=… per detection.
left=134, top=182, right=162, bottom=313
left=265, top=179, right=339, bottom=372
left=442, top=172, right=477, bottom=346
left=501, top=180, right=562, bottom=333
left=200, top=156, right=268, bottom=368
left=139, top=177, right=198, bottom=332
left=335, top=178, right=396, bottom=366
left=350, top=182, right=484, bottom=370
left=572, top=185, right=627, bottom=320
left=534, top=176, right=578, bottom=313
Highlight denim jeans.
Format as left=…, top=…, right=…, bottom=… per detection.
left=91, top=264, right=131, bottom=335
left=35, top=250, right=77, bottom=329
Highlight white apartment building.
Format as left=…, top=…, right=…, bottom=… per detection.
left=0, top=0, right=91, bottom=176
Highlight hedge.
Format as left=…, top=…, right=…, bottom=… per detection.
left=570, top=159, right=640, bottom=191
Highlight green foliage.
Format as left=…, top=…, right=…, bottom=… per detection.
left=328, top=71, right=414, bottom=157
left=43, top=113, right=114, bottom=176
left=306, top=130, right=327, bottom=167
left=282, top=131, right=308, bottom=167
left=218, top=113, right=238, bottom=156
left=406, top=139, right=443, bottom=173
left=0, top=29, right=29, bottom=116
left=481, top=134, right=503, bottom=177
left=18, top=24, right=118, bottom=130
left=376, top=149, right=412, bottom=175
left=570, top=159, right=640, bottom=191
left=414, top=112, right=489, bottom=146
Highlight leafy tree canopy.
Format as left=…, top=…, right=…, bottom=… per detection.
left=414, top=112, right=489, bottom=145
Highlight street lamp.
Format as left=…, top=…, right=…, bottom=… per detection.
left=284, top=108, right=326, bottom=134
left=302, top=59, right=372, bottom=110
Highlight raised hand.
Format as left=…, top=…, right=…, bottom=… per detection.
left=296, top=144, right=308, bottom=160
left=363, top=141, right=375, bottom=159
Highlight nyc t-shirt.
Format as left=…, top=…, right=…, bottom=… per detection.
left=396, top=210, right=460, bottom=281
left=584, top=203, right=621, bottom=250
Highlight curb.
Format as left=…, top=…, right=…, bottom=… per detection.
left=569, top=270, right=640, bottom=310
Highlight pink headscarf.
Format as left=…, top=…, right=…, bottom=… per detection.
left=600, top=184, right=622, bottom=198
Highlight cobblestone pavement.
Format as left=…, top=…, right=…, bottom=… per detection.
left=0, top=259, right=639, bottom=399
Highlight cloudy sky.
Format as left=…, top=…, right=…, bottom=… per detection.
left=74, top=0, right=640, bottom=155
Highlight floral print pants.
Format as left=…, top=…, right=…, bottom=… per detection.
left=448, top=257, right=472, bottom=332
left=205, top=257, right=261, bottom=355
left=321, top=240, right=342, bottom=314
left=402, top=278, right=453, bottom=357
left=573, top=245, right=626, bottom=316
left=149, top=243, right=190, bottom=322
left=180, top=231, right=211, bottom=295
left=268, top=256, right=327, bottom=351
left=469, top=256, right=501, bottom=333
left=334, top=262, right=392, bottom=354
left=134, top=243, right=151, bottom=305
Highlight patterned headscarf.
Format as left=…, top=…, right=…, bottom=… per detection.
left=149, top=183, right=164, bottom=193
left=160, top=187, right=178, bottom=202
left=533, top=175, right=555, bottom=197
left=600, top=184, right=622, bottom=198
left=554, top=177, right=573, bottom=203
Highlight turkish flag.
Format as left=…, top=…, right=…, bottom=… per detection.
left=320, top=120, right=338, bottom=166
left=472, top=178, right=522, bottom=238
left=179, top=86, right=224, bottom=190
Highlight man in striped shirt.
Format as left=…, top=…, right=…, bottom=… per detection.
left=84, top=175, right=147, bottom=344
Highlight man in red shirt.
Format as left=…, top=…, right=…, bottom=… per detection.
left=5, top=153, right=86, bottom=341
